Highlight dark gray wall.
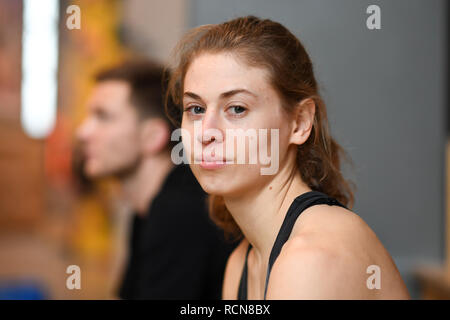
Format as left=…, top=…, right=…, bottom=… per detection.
left=189, top=0, right=448, bottom=298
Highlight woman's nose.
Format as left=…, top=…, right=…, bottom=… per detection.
left=196, top=110, right=224, bottom=146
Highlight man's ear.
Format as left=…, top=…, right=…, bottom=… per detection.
left=289, top=98, right=316, bottom=145
left=139, top=118, right=170, bottom=155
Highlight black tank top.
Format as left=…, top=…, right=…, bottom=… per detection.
left=237, top=190, right=348, bottom=300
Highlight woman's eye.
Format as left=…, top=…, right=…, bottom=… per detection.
left=185, top=105, right=205, bottom=115
left=228, top=105, right=247, bottom=115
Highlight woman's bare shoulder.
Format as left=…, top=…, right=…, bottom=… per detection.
left=267, top=205, right=410, bottom=299
left=222, top=237, right=249, bottom=300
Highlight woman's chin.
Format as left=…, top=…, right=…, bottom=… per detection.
left=191, top=165, right=263, bottom=197
left=198, top=181, right=229, bottom=196
left=199, top=180, right=251, bottom=199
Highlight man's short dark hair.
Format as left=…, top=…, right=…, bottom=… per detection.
left=95, top=60, right=176, bottom=132
left=95, top=60, right=178, bottom=150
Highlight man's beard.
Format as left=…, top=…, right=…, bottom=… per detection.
left=112, top=154, right=143, bottom=182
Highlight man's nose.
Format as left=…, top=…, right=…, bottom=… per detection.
left=76, top=119, right=92, bottom=142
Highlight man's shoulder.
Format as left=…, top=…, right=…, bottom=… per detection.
left=168, top=165, right=204, bottom=191
left=153, top=165, right=207, bottom=209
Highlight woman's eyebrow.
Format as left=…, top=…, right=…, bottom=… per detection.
left=183, top=91, right=203, bottom=100
left=183, top=89, right=257, bottom=101
left=219, top=89, right=257, bottom=99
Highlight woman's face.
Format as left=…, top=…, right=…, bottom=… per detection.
left=181, top=52, right=295, bottom=197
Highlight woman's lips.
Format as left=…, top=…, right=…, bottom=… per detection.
left=195, top=156, right=231, bottom=169
left=199, top=160, right=227, bottom=169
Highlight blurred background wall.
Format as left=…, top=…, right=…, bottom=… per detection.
left=0, top=0, right=448, bottom=299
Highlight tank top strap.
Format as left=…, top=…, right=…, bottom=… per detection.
left=237, top=242, right=252, bottom=300
left=263, top=190, right=347, bottom=299
left=237, top=191, right=347, bottom=300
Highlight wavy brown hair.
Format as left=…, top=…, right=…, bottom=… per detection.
left=165, top=16, right=355, bottom=242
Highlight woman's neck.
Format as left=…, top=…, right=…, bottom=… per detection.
left=223, top=162, right=312, bottom=271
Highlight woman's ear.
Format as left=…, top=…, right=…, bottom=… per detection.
left=139, top=118, right=170, bottom=155
left=289, top=98, right=316, bottom=145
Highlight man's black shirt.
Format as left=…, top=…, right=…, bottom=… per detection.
left=118, top=164, right=237, bottom=299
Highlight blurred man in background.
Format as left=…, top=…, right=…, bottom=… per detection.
left=76, top=60, right=235, bottom=299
